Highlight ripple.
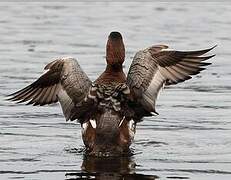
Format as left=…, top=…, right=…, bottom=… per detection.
left=0, top=169, right=81, bottom=175
left=138, top=124, right=228, bottom=131
left=150, top=158, right=231, bottom=164
left=154, top=7, right=166, bottom=11
left=64, top=147, right=86, bottom=155
left=0, top=132, right=48, bottom=137
left=1, top=112, right=62, bottom=119
left=167, top=177, right=189, bottom=179
left=68, top=43, right=99, bottom=48
left=180, top=85, right=231, bottom=93
left=135, top=140, right=168, bottom=147
left=65, top=172, right=159, bottom=180
left=142, top=168, right=231, bottom=175
left=8, top=176, right=25, bottom=179
left=42, top=5, right=67, bottom=10
left=15, top=40, right=53, bottom=45
left=0, top=158, right=40, bottom=162
left=172, top=105, right=231, bottom=110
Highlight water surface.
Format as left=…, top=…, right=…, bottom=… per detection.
left=0, top=2, right=231, bottom=180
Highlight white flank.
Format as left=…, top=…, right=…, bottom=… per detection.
left=128, top=119, right=135, bottom=140
left=81, top=122, right=89, bottom=134
left=128, top=119, right=135, bottom=130
left=90, top=119, right=97, bottom=129
left=119, top=116, right=125, bottom=127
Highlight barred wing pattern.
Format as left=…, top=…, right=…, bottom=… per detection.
left=8, top=57, right=92, bottom=121
left=127, top=45, right=216, bottom=113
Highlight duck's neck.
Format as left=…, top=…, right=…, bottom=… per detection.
left=95, top=63, right=126, bottom=84
left=105, top=63, right=123, bottom=73
left=104, top=63, right=126, bottom=82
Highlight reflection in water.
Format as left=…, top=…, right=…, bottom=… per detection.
left=65, top=156, right=158, bottom=180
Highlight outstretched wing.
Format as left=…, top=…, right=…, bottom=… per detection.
left=8, top=57, right=92, bottom=121
left=127, top=45, right=216, bottom=114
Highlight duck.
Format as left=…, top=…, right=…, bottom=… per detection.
left=8, top=31, right=216, bottom=157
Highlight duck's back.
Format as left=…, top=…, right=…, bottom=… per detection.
left=81, top=81, right=133, bottom=155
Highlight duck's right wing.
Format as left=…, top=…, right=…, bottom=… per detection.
left=8, top=57, right=92, bottom=121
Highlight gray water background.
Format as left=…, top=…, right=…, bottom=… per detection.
left=0, top=2, right=231, bottom=180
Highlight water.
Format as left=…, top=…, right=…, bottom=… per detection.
left=0, top=2, right=231, bottom=180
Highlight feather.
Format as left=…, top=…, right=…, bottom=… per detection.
left=8, top=57, right=92, bottom=121
left=127, top=45, right=216, bottom=114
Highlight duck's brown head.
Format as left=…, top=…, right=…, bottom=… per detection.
left=106, top=31, right=125, bottom=66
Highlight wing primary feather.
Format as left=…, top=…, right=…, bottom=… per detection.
left=23, top=88, right=43, bottom=105
left=200, top=62, right=212, bottom=66
left=179, top=61, right=206, bottom=70
left=166, top=67, right=186, bottom=82
left=15, top=88, right=40, bottom=103
left=185, top=55, right=215, bottom=61
left=175, top=64, right=200, bottom=76
left=178, top=45, right=217, bottom=57
left=7, top=85, right=32, bottom=97
left=176, top=63, right=201, bottom=74
left=39, top=87, right=52, bottom=106
left=7, top=86, right=33, bottom=100
left=46, top=85, right=56, bottom=104
left=181, top=61, right=210, bottom=67
left=162, top=67, right=179, bottom=82
left=37, top=87, right=50, bottom=106
left=27, top=88, right=47, bottom=106
left=171, top=66, right=191, bottom=78
left=7, top=87, right=33, bottom=101
left=52, top=84, right=61, bottom=102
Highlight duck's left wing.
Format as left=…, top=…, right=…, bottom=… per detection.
left=8, top=57, right=92, bottom=121
left=126, top=45, right=216, bottom=114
